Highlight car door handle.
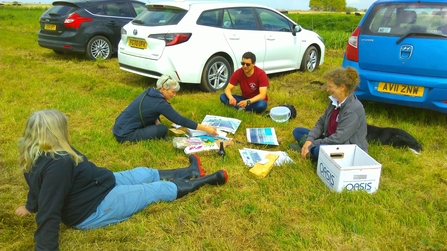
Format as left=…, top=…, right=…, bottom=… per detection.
left=107, top=21, right=117, bottom=26
left=229, top=34, right=240, bottom=40
left=266, top=36, right=276, bottom=41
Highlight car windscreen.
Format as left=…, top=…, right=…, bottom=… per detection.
left=361, top=3, right=447, bottom=37
left=132, top=7, right=187, bottom=26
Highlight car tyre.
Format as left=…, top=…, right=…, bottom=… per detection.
left=86, top=35, right=112, bottom=60
left=200, top=56, right=231, bottom=92
left=300, top=45, right=319, bottom=72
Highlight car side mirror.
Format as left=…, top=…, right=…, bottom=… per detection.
left=293, top=25, right=301, bottom=36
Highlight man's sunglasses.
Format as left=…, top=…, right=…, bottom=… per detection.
left=241, top=62, right=252, bottom=67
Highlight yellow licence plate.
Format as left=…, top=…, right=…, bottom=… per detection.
left=378, top=82, right=424, bottom=97
left=128, top=39, right=147, bottom=49
left=44, top=23, right=56, bottom=31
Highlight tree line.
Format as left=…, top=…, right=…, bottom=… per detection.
left=309, top=0, right=367, bottom=12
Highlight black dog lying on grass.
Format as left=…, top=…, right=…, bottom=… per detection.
left=366, top=124, right=422, bottom=154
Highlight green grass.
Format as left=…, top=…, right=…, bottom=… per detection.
left=1, top=6, right=447, bottom=251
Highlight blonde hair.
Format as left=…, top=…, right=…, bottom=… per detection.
left=156, top=75, right=180, bottom=92
left=322, top=66, right=360, bottom=93
left=18, top=110, right=83, bottom=172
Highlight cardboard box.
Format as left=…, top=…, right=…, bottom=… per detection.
left=317, top=145, right=382, bottom=193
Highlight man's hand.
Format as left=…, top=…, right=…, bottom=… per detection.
left=236, top=100, right=248, bottom=108
left=15, top=206, right=32, bottom=217
left=229, top=97, right=237, bottom=106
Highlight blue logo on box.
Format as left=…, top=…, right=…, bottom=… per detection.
left=318, top=162, right=335, bottom=187
left=319, top=161, right=374, bottom=192
left=345, top=182, right=373, bottom=192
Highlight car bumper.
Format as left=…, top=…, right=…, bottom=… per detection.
left=118, top=51, right=177, bottom=81
left=38, top=31, right=86, bottom=53
left=118, top=41, right=204, bottom=84
left=343, top=55, right=447, bottom=114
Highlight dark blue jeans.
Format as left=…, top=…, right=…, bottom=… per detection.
left=292, top=127, right=321, bottom=160
left=220, top=93, right=267, bottom=113
left=115, top=124, right=168, bottom=143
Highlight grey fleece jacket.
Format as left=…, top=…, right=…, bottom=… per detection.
left=307, top=93, right=368, bottom=152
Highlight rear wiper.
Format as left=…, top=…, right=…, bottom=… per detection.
left=396, top=32, right=447, bottom=44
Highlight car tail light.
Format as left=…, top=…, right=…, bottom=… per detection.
left=346, top=26, right=360, bottom=62
left=64, top=12, right=93, bottom=29
left=149, top=33, right=192, bottom=46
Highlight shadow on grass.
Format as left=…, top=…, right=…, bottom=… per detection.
left=362, top=100, right=446, bottom=125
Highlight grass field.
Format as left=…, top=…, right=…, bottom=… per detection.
left=1, top=6, right=447, bottom=251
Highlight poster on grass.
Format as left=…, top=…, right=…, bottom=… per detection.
left=246, top=127, right=279, bottom=146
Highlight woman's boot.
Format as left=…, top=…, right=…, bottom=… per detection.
left=158, top=154, right=205, bottom=181
left=172, top=170, right=228, bottom=199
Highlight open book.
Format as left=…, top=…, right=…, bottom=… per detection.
left=186, top=115, right=241, bottom=136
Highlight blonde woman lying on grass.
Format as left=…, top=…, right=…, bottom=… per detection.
left=15, top=110, right=228, bottom=251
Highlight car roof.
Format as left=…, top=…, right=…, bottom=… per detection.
left=52, top=0, right=143, bottom=7
left=372, top=0, right=447, bottom=4
left=145, top=1, right=277, bottom=11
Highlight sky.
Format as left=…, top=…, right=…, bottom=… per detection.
left=143, top=0, right=377, bottom=10
left=28, top=0, right=377, bottom=10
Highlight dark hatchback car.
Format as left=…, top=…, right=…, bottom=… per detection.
left=38, top=0, right=146, bottom=60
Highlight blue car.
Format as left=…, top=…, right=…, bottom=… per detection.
left=342, top=0, right=447, bottom=113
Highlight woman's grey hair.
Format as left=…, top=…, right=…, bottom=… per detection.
left=156, top=75, right=180, bottom=92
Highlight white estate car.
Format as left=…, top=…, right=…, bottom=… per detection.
left=118, top=1, right=325, bottom=92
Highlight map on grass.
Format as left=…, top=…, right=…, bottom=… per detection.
left=246, top=127, right=279, bottom=145
left=201, top=115, right=242, bottom=134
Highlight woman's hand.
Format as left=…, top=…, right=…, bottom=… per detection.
left=15, top=206, right=31, bottom=216
left=204, top=125, right=218, bottom=136
left=196, top=124, right=217, bottom=136
left=301, top=141, right=312, bottom=158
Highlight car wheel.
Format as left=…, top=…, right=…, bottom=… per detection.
left=86, top=35, right=112, bottom=60
left=200, top=56, right=231, bottom=92
left=300, top=45, right=319, bottom=72
left=53, top=50, right=64, bottom=55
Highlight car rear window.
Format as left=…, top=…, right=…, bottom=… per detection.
left=132, top=7, right=187, bottom=26
left=362, top=3, right=447, bottom=36
left=45, top=4, right=77, bottom=16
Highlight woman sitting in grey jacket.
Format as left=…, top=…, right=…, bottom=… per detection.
left=290, top=66, right=368, bottom=160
